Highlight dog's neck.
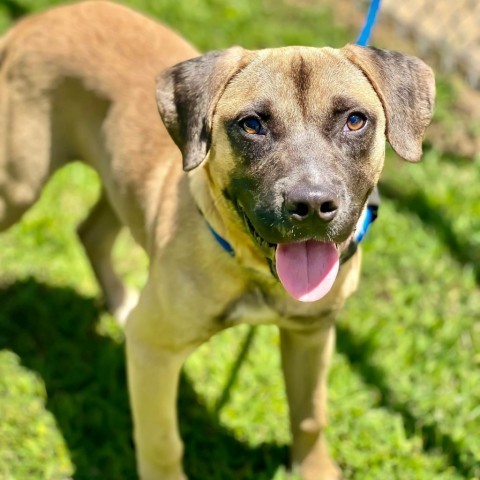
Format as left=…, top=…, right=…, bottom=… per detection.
left=188, top=162, right=272, bottom=275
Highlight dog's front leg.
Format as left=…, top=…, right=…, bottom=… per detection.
left=125, top=290, right=193, bottom=480
left=280, top=319, right=341, bottom=480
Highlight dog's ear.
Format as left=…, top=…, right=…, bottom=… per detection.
left=343, top=45, right=435, bottom=162
left=156, top=47, right=249, bottom=171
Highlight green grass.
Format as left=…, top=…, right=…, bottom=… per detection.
left=0, top=1, right=479, bottom=479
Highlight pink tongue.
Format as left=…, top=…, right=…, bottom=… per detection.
left=276, top=241, right=339, bottom=302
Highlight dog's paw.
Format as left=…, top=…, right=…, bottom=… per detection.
left=113, top=289, right=139, bottom=326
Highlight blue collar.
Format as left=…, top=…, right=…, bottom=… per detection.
left=342, top=202, right=378, bottom=262
left=206, top=222, right=235, bottom=256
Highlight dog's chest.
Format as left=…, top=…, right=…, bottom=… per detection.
left=223, top=288, right=279, bottom=326
left=222, top=287, right=334, bottom=329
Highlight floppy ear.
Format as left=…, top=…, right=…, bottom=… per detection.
left=156, top=47, right=249, bottom=171
left=343, top=44, right=435, bottom=162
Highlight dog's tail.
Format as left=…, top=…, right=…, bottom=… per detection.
left=0, top=20, right=39, bottom=232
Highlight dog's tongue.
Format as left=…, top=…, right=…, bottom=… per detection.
left=276, top=241, right=339, bottom=302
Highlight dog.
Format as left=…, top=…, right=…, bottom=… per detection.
left=0, top=2, right=435, bottom=479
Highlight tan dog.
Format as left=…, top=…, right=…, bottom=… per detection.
left=0, top=2, right=435, bottom=479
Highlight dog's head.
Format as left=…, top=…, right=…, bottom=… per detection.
left=156, top=45, right=435, bottom=301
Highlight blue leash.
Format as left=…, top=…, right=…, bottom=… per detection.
left=351, top=0, right=382, bottom=247
left=207, top=0, right=382, bottom=257
left=356, top=0, right=381, bottom=47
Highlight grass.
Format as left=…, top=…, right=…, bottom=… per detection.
left=0, top=0, right=479, bottom=479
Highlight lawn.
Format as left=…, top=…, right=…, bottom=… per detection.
left=0, top=1, right=479, bottom=479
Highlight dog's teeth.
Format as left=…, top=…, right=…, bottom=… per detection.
left=240, top=210, right=276, bottom=256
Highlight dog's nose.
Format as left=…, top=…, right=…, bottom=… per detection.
left=285, top=187, right=339, bottom=223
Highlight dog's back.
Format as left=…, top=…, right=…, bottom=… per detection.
left=0, top=1, right=196, bottom=244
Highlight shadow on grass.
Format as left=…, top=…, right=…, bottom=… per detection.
left=336, top=324, right=479, bottom=479
left=2, top=0, right=28, bottom=20
left=379, top=179, right=480, bottom=284
left=0, top=279, right=287, bottom=480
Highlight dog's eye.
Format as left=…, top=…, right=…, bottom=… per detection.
left=345, top=113, right=367, bottom=132
left=240, top=117, right=263, bottom=135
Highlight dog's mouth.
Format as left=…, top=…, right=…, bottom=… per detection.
left=239, top=205, right=277, bottom=255
left=237, top=203, right=340, bottom=303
